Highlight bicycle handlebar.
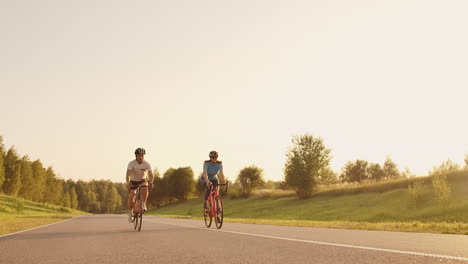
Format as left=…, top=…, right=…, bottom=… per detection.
left=129, top=184, right=152, bottom=194
left=208, top=182, right=229, bottom=193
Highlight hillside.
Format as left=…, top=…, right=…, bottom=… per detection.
left=148, top=171, right=468, bottom=234
left=0, top=194, right=86, bottom=235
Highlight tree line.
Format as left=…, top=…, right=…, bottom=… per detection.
left=2, top=135, right=467, bottom=212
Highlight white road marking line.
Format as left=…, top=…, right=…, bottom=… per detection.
left=146, top=218, right=468, bottom=262
left=0, top=215, right=83, bottom=238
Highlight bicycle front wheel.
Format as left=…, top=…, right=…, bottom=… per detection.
left=214, top=196, right=223, bottom=229
left=204, top=202, right=212, bottom=228
left=134, top=212, right=139, bottom=230
left=137, top=212, right=142, bottom=231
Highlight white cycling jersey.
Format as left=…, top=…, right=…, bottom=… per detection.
left=127, top=160, right=152, bottom=181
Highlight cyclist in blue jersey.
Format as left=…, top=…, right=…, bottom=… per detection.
left=201, top=150, right=226, bottom=212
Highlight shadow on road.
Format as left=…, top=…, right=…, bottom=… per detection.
left=3, top=226, right=195, bottom=240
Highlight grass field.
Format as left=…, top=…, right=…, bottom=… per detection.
left=0, top=194, right=86, bottom=235
left=147, top=171, right=468, bottom=234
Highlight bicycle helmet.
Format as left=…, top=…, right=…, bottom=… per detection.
left=134, top=148, right=146, bottom=155
left=209, top=150, right=218, bottom=158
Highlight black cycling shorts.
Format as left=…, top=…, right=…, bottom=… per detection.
left=130, top=179, right=148, bottom=190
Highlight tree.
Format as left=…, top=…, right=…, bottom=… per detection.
left=74, top=180, right=88, bottom=210
left=340, top=160, right=369, bottom=184
left=19, top=156, right=34, bottom=200
left=114, top=182, right=128, bottom=211
left=147, top=168, right=167, bottom=207
left=284, top=134, right=332, bottom=199
left=263, top=180, right=278, bottom=190
left=149, top=174, right=169, bottom=207
left=400, top=167, right=415, bottom=178
left=429, top=159, right=461, bottom=176
left=368, top=163, right=384, bottom=182
left=162, top=168, right=176, bottom=202
left=94, top=180, right=110, bottom=212
left=318, top=167, right=338, bottom=185
left=70, top=187, right=79, bottom=209
left=167, top=167, right=195, bottom=201
left=194, top=172, right=205, bottom=196
left=3, top=147, right=22, bottom=196
left=62, top=191, right=71, bottom=208
left=31, top=160, right=46, bottom=202
left=277, top=181, right=289, bottom=190
left=87, top=190, right=100, bottom=213
left=383, top=157, right=400, bottom=180
left=0, top=136, right=5, bottom=189
left=236, top=165, right=265, bottom=196
left=104, top=185, right=122, bottom=213
left=42, top=167, right=62, bottom=204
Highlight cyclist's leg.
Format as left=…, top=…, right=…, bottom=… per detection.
left=204, top=187, right=209, bottom=209
left=205, top=179, right=218, bottom=208
left=128, top=189, right=136, bottom=211
left=204, top=179, right=213, bottom=210
left=140, top=180, right=149, bottom=211
left=128, top=182, right=138, bottom=222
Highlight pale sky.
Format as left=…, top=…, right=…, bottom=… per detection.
left=1, top=0, right=467, bottom=183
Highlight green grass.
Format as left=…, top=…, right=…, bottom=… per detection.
left=0, top=194, right=86, bottom=235
left=147, top=171, right=468, bottom=234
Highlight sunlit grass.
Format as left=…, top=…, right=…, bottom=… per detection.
left=0, top=194, right=86, bottom=235
left=148, top=171, right=468, bottom=234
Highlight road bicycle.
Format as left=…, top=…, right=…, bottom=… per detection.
left=131, top=184, right=150, bottom=232
left=204, top=182, right=228, bottom=229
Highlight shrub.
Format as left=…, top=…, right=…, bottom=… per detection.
left=251, top=189, right=295, bottom=199
left=228, top=184, right=243, bottom=199
left=236, top=165, right=265, bottom=196
left=432, top=173, right=451, bottom=204
left=408, top=179, right=425, bottom=207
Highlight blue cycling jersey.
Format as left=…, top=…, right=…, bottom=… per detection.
left=203, top=160, right=223, bottom=180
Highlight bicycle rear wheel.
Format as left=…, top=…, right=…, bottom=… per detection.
left=214, top=196, right=223, bottom=229
left=204, top=201, right=212, bottom=228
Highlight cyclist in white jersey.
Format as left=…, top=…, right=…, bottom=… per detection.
left=126, top=148, right=154, bottom=223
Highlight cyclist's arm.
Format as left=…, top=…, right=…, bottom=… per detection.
left=126, top=170, right=132, bottom=190
left=203, top=167, right=210, bottom=186
left=147, top=170, right=154, bottom=185
left=218, top=168, right=226, bottom=183
left=126, top=170, right=132, bottom=184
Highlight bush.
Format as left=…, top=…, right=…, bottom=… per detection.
left=228, top=185, right=244, bottom=199
left=408, top=179, right=425, bottom=207
left=59, top=207, right=71, bottom=213
left=236, top=165, right=265, bottom=196
left=432, top=173, right=451, bottom=204
left=251, top=189, right=295, bottom=199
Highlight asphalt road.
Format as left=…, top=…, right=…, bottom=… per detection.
left=1, top=215, right=468, bottom=264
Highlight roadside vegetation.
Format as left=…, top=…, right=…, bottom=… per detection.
left=1, top=133, right=468, bottom=234
left=149, top=170, right=468, bottom=234
left=0, top=194, right=85, bottom=235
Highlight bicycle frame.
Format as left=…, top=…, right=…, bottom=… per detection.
left=207, top=185, right=220, bottom=217
left=131, top=184, right=150, bottom=212
left=204, top=183, right=228, bottom=229
left=131, top=184, right=150, bottom=231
